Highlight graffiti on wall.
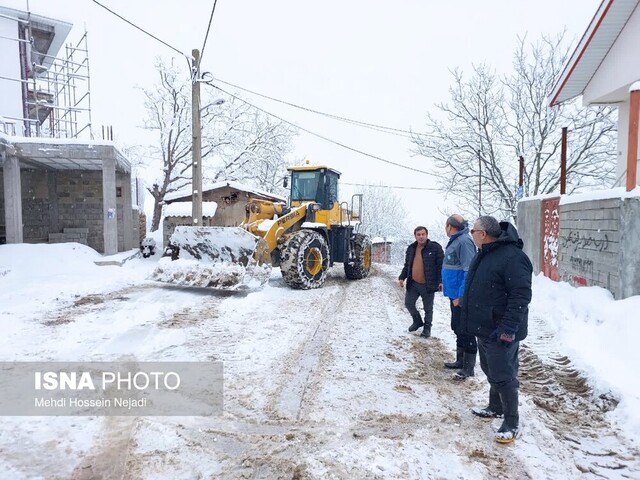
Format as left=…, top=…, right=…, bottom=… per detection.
left=561, top=272, right=589, bottom=287
left=569, top=255, right=594, bottom=275
left=561, top=230, right=610, bottom=252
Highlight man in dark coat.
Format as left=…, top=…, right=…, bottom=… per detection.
left=398, top=226, right=444, bottom=338
left=460, top=216, right=532, bottom=444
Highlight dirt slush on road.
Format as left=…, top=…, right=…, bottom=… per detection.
left=2, top=265, right=639, bottom=479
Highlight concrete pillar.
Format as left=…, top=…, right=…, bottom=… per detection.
left=2, top=153, right=23, bottom=244
left=102, top=155, right=117, bottom=255
left=122, top=171, right=134, bottom=250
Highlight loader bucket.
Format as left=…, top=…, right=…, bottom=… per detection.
left=151, top=226, right=272, bottom=290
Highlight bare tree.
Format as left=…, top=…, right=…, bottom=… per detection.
left=141, top=59, right=297, bottom=231
left=346, top=184, right=409, bottom=265
left=412, top=33, right=617, bottom=219
left=355, top=183, right=410, bottom=241
left=142, top=60, right=192, bottom=231
left=202, top=99, right=297, bottom=197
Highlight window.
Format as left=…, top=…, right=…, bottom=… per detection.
left=291, top=171, right=321, bottom=201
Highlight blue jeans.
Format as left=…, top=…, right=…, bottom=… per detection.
left=404, top=282, right=434, bottom=326
left=477, top=336, right=519, bottom=392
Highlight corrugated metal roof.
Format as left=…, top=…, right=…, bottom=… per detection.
left=549, top=0, right=640, bottom=106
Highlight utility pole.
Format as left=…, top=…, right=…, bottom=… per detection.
left=517, top=155, right=525, bottom=200
left=191, top=49, right=203, bottom=226
left=560, top=127, right=568, bottom=195
left=518, top=156, right=524, bottom=188
left=478, top=153, right=482, bottom=217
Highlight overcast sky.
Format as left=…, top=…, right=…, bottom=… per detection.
left=3, top=0, right=601, bottom=227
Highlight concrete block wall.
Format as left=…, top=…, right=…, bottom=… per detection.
left=55, top=171, right=104, bottom=252
left=48, top=227, right=88, bottom=245
left=0, top=170, right=51, bottom=242
left=518, top=195, right=640, bottom=299
left=619, top=198, right=640, bottom=299
left=558, top=198, right=621, bottom=295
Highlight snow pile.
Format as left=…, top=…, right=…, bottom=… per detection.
left=151, top=257, right=270, bottom=289
left=531, top=274, right=640, bottom=439
left=0, top=243, right=155, bottom=318
left=169, top=226, right=260, bottom=264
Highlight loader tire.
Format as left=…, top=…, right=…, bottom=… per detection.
left=344, top=233, right=372, bottom=280
left=280, top=230, right=330, bottom=289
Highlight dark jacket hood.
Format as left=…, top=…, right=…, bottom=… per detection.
left=496, top=221, right=523, bottom=249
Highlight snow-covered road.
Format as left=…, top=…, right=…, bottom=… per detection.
left=0, top=244, right=639, bottom=479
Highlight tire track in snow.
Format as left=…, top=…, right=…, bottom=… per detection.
left=520, top=315, right=640, bottom=479
left=267, top=273, right=351, bottom=420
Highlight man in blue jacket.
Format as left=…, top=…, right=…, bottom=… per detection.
left=398, top=226, right=444, bottom=338
left=441, top=214, right=478, bottom=379
left=461, top=216, right=532, bottom=444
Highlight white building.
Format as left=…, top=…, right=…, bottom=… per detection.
left=550, top=0, right=640, bottom=191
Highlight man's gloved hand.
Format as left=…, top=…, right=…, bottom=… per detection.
left=490, top=325, right=516, bottom=344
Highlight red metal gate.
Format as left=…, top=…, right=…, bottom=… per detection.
left=541, top=197, right=560, bottom=281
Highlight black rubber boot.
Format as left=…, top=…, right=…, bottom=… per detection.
left=444, top=347, right=464, bottom=369
left=472, top=386, right=503, bottom=418
left=408, top=313, right=424, bottom=332
left=496, top=388, right=519, bottom=443
left=420, top=324, right=431, bottom=338
left=454, top=352, right=476, bottom=379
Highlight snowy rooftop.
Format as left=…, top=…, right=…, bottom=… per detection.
left=163, top=201, right=217, bottom=218
left=0, top=134, right=131, bottom=172
left=371, top=237, right=396, bottom=244
left=164, top=181, right=286, bottom=203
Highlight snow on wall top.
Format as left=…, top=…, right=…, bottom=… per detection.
left=559, top=187, right=640, bottom=205
left=164, top=181, right=286, bottom=203
left=518, top=187, right=640, bottom=205
left=163, top=202, right=218, bottom=218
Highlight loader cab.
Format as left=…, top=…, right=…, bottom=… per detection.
left=288, top=165, right=340, bottom=211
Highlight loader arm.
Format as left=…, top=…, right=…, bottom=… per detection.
left=261, top=204, right=308, bottom=253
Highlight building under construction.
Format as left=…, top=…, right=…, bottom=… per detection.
left=0, top=6, right=137, bottom=255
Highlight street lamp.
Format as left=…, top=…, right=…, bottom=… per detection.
left=201, top=98, right=225, bottom=112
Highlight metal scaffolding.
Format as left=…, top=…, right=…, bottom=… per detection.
left=0, top=10, right=92, bottom=139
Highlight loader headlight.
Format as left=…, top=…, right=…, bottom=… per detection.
left=310, top=203, right=321, bottom=212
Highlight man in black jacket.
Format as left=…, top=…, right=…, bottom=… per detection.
left=461, top=216, right=532, bottom=444
left=398, top=226, right=444, bottom=338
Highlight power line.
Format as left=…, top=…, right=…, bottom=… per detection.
left=199, top=0, right=219, bottom=66
left=204, top=81, right=433, bottom=176
left=342, top=182, right=440, bottom=191
left=206, top=77, right=527, bottom=151
left=89, top=0, right=186, bottom=58
left=209, top=76, right=424, bottom=139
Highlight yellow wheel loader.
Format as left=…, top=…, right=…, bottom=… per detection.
left=152, top=162, right=372, bottom=290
